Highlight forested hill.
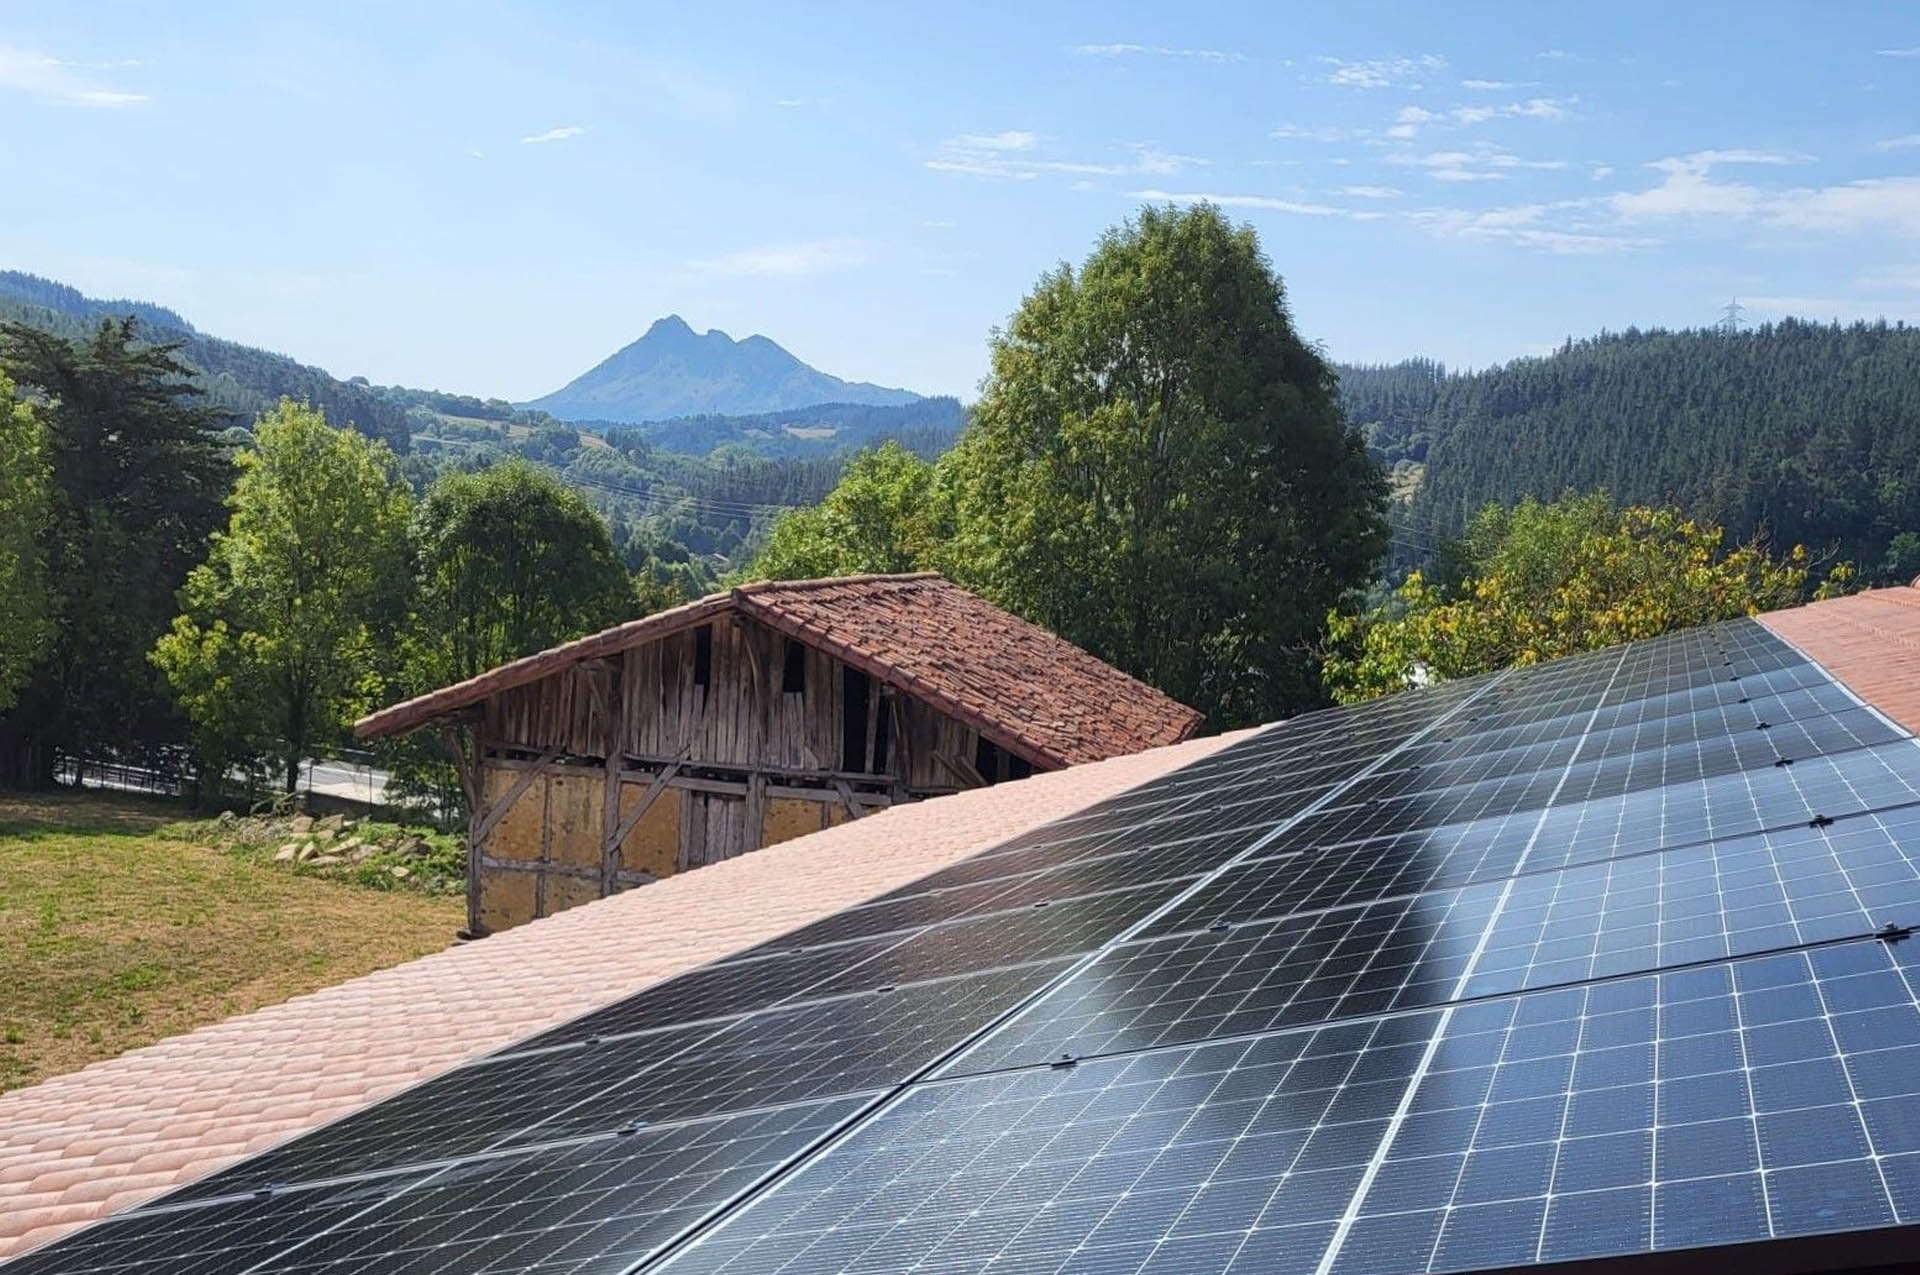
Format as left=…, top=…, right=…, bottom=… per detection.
left=1339, top=322, right=1920, bottom=577
left=0, top=271, right=409, bottom=450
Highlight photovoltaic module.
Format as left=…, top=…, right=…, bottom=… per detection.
left=10, top=618, right=1920, bottom=1275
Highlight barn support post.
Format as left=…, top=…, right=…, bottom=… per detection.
left=439, top=725, right=483, bottom=937
left=599, top=658, right=629, bottom=898
left=454, top=746, right=557, bottom=937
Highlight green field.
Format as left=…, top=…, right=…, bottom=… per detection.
left=0, top=791, right=463, bottom=1092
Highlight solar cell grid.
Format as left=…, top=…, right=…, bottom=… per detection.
left=1144, top=802, right=1920, bottom=946
left=1324, top=939, right=1920, bottom=1274
left=507, top=932, right=913, bottom=1053
left=269, top=1099, right=865, bottom=1275
left=942, top=889, right=1505, bottom=1074
left=163, top=1017, right=738, bottom=1203
left=656, top=939, right=1920, bottom=1275
left=25, top=615, right=1920, bottom=1275
left=0, top=1174, right=417, bottom=1275
left=506, top=962, right=1074, bottom=1144
left=654, top=1013, right=1451, bottom=1275
left=1285, top=737, right=1920, bottom=859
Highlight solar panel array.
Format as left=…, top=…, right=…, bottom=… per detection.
left=11, top=617, right=1920, bottom=1275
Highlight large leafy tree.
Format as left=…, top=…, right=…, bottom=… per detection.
left=944, top=203, right=1388, bottom=725
left=747, top=442, right=947, bottom=581
left=1324, top=492, right=1834, bottom=703
left=0, top=320, right=228, bottom=786
left=409, top=460, right=631, bottom=686
left=0, top=375, right=52, bottom=712
left=390, top=461, right=632, bottom=820
left=153, top=401, right=413, bottom=791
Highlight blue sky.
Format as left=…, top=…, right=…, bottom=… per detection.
left=1, top=1, right=1916, bottom=401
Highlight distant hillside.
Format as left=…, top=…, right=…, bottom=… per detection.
left=1342, top=322, right=1920, bottom=578
left=575, top=397, right=966, bottom=459
left=0, top=271, right=409, bottom=450
left=527, top=315, right=921, bottom=424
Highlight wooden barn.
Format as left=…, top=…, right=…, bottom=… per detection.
left=354, top=573, right=1205, bottom=935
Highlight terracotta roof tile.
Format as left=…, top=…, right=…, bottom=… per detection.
left=1759, top=585, right=1920, bottom=733
left=355, top=574, right=1204, bottom=766
left=0, top=730, right=1244, bottom=1260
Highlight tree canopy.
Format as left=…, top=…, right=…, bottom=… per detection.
left=0, top=319, right=228, bottom=785
left=408, top=460, right=632, bottom=688
left=152, top=401, right=413, bottom=790
left=747, top=442, right=947, bottom=581
left=0, top=374, right=51, bottom=712
left=1323, top=492, right=1833, bottom=703
left=942, top=203, right=1388, bottom=725
left=1352, top=322, right=1920, bottom=581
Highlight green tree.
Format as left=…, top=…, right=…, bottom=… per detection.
left=0, top=376, right=51, bottom=711
left=1323, top=492, right=1832, bottom=703
left=153, top=401, right=413, bottom=791
left=390, top=462, right=631, bottom=820
left=746, top=442, right=947, bottom=581
left=944, top=203, right=1388, bottom=725
left=0, top=319, right=228, bottom=786
left=409, top=460, right=631, bottom=686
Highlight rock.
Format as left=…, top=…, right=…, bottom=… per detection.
left=387, top=865, right=411, bottom=880
left=216, top=810, right=237, bottom=825
left=314, top=814, right=345, bottom=835
left=296, top=842, right=319, bottom=862
left=273, top=844, right=298, bottom=862
left=309, top=854, right=345, bottom=867
left=396, top=837, right=426, bottom=857
left=287, top=814, right=314, bottom=835
left=348, top=844, right=376, bottom=864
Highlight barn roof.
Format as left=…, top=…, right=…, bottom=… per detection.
left=354, top=573, right=1207, bottom=768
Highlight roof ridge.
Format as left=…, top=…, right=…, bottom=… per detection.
left=733, top=572, right=945, bottom=596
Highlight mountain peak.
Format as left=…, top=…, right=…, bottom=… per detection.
left=526, top=318, right=922, bottom=424
left=643, top=314, right=694, bottom=339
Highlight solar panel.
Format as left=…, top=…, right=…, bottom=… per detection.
left=15, top=617, right=1920, bottom=1275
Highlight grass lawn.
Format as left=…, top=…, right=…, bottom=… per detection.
left=0, top=790, right=463, bottom=1093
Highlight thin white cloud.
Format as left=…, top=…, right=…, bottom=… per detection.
left=684, top=238, right=868, bottom=277
left=774, top=98, right=806, bottom=108
left=928, top=134, right=1204, bottom=180
left=1130, top=189, right=1353, bottom=217
left=1320, top=54, right=1445, bottom=89
left=1461, top=78, right=1529, bottom=90
left=0, top=45, right=145, bottom=106
left=1069, top=43, right=1243, bottom=63
left=1388, top=97, right=1575, bottom=140
left=1536, top=48, right=1580, bottom=61
left=1408, top=201, right=1657, bottom=254
left=1612, top=151, right=1920, bottom=237
left=953, top=130, right=1038, bottom=152
left=1271, top=123, right=1349, bottom=142
left=1876, top=46, right=1920, bottom=58
left=1339, top=185, right=1403, bottom=198
left=1389, top=144, right=1570, bottom=182
left=1875, top=134, right=1920, bottom=151
left=522, top=125, right=586, bottom=144
left=1592, top=164, right=1614, bottom=180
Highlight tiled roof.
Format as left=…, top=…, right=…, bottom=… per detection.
left=0, top=731, right=1246, bottom=1260
left=356, top=574, right=1205, bottom=768
left=1758, top=584, right=1920, bottom=733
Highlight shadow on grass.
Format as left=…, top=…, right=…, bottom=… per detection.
left=0, top=789, right=195, bottom=840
